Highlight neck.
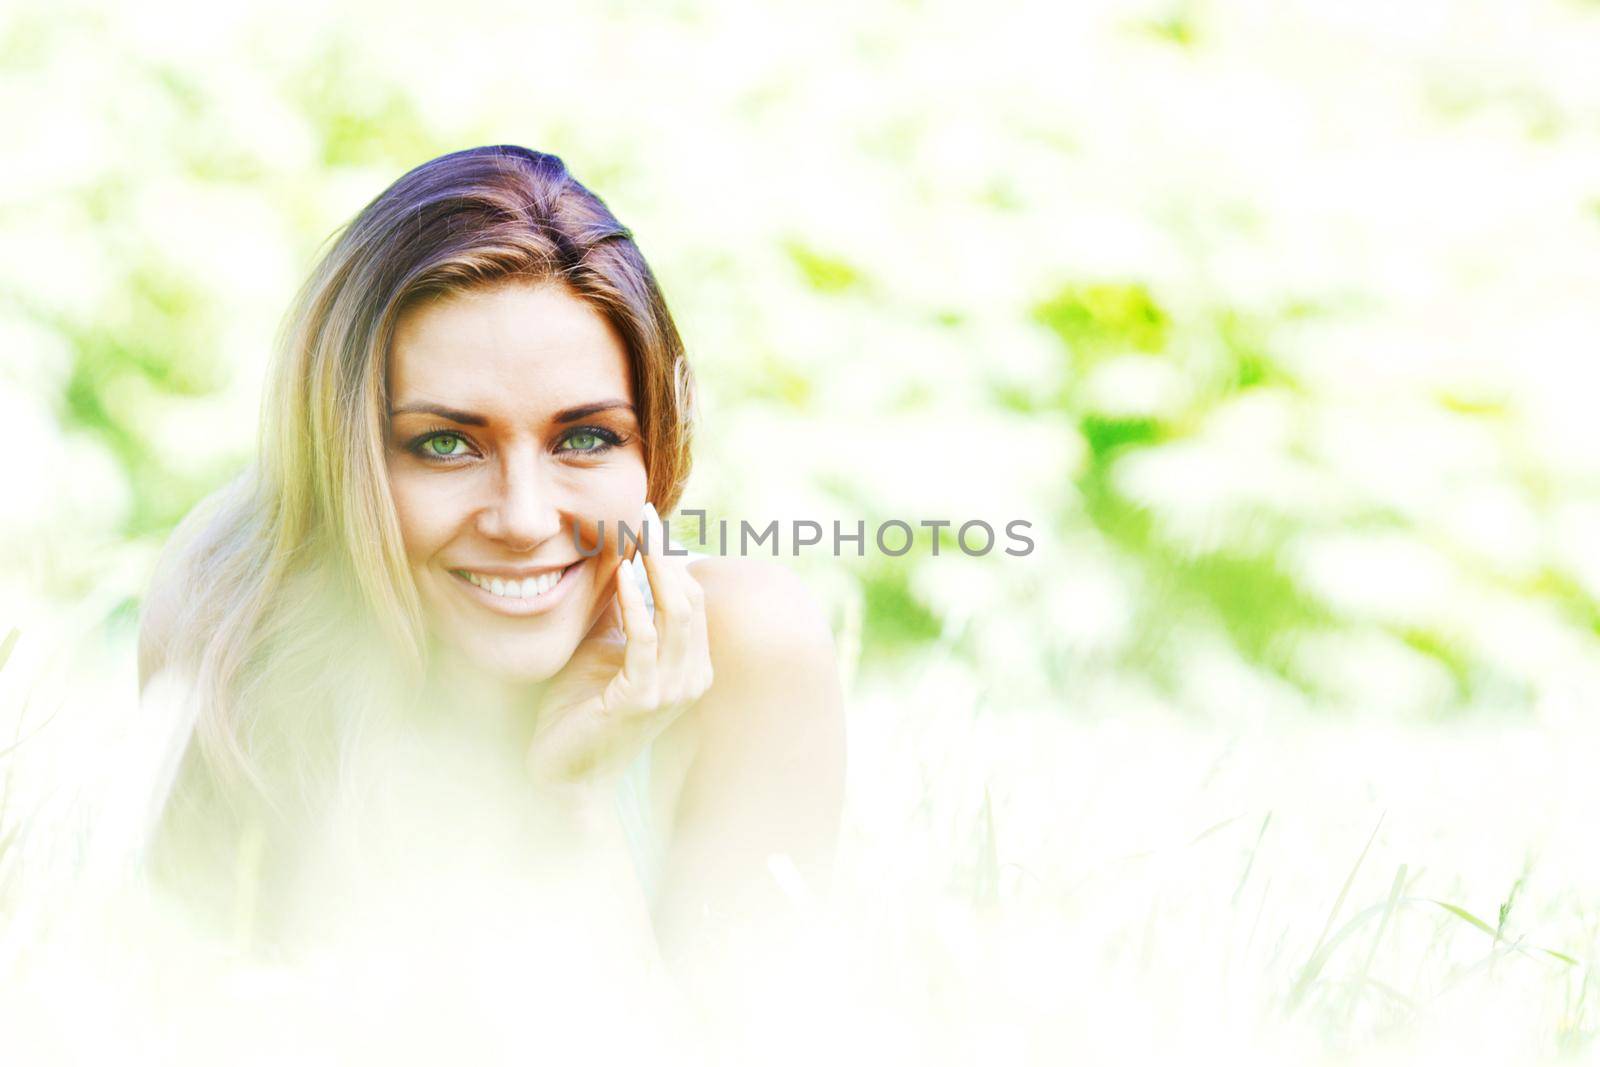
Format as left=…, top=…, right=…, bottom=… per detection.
left=420, top=637, right=551, bottom=758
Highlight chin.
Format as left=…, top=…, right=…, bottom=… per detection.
left=417, top=559, right=604, bottom=684
left=461, top=638, right=576, bottom=683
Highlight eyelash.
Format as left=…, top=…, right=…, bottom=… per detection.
left=404, top=424, right=628, bottom=463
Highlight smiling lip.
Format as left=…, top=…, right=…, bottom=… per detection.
left=448, top=560, right=582, bottom=618
left=451, top=562, right=575, bottom=579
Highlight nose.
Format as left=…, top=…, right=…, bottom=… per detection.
left=475, top=445, right=562, bottom=551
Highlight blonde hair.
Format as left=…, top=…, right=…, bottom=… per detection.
left=143, top=147, right=697, bottom=918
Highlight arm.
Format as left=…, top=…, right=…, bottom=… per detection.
left=524, top=782, right=671, bottom=978
left=651, top=557, right=848, bottom=965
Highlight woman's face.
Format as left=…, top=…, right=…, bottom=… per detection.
left=385, top=280, right=647, bottom=683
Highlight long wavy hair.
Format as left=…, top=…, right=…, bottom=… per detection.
left=141, top=146, right=696, bottom=928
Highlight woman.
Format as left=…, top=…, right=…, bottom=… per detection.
left=135, top=145, right=847, bottom=972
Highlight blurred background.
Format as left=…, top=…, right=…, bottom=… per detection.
left=6, top=0, right=1600, bottom=1060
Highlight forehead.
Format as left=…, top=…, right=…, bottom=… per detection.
left=388, top=281, right=633, bottom=411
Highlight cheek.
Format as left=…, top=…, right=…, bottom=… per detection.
left=560, top=462, right=650, bottom=542
left=387, top=467, right=460, bottom=561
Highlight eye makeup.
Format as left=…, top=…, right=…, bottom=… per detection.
left=400, top=424, right=632, bottom=463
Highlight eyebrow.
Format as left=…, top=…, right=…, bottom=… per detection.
left=387, top=400, right=635, bottom=426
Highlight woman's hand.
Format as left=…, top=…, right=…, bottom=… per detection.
left=525, top=502, right=713, bottom=799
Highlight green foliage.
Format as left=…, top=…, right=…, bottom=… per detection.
left=783, top=238, right=869, bottom=295
left=6, top=0, right=1599, bottom=734
left=1032, top=281, right=1171, bottom=365
left=288, top=38, right=437, bottom=169
left=1079, top=413, right=1168, bottom=463
left=858, top=559, right=943, bottom=658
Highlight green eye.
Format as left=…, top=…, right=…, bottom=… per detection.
left=425, top=434, right=467, bottom=457
left=555, top=426, right=622, bottom=456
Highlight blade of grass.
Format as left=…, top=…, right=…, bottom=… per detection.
left=1432, top=900, right=1496, bottom=938
left=1188, top=813, right=1243, bottom=846
left=1244, top=876, right=1272, bottom=960
left=1495, top=862, right=1533, bottom=966
left=1363, top=975, right=1418, bottom=1013
left=1430, top=899, right=1580, bottom=969
left=1347, top=864, right=1407, bottom=1027
left=974, top=784, right=998, bottom=908
left=1231, top=811, right=1272, bottom=909
left=1285, top=812, right=1385, bottom=1017
left=0, top=707, right=61, bottom=763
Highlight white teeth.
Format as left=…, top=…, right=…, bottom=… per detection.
left=459, top=566, right=567, bottom=600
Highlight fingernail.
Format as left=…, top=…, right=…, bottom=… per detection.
left=643, top=502, right=660, bottom=553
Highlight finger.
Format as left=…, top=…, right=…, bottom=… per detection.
left=620, top=511, right=645, bottom=565
left=684, top=567, right=713, bottom=694
left=649, top=520, right=713, bottom=707
left=638, top=502, right=694, bottom=615
left=580, top=559, right=625, bottom=641
left=684, top=566, right=710, bottom=659
left=638, top=503, right=695, bottom=682
left=613, top=555, right=658, bottom=703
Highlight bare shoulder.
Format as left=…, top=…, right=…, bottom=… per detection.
left=653, top=555, right=847, bottom=923
left=685, top=555, right=838, bottom=674
left=671, top=554, right=845, bottom=785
